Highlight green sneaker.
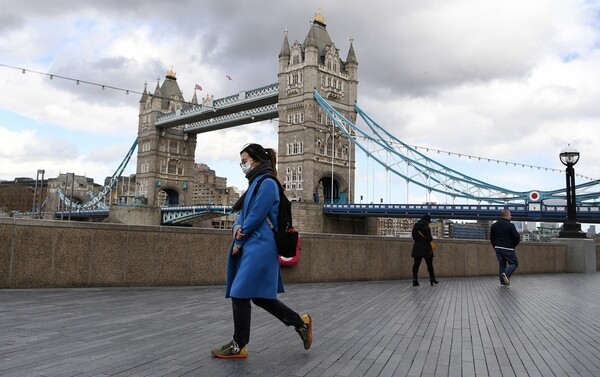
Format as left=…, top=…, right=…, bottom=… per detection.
left=211, top=340, right=248, bottom=359
left=295, top=314, right=313, bottom=350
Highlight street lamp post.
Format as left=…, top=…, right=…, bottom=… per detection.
left=558, top=146, right=586, bottom=238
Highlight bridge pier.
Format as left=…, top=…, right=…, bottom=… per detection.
left=292, top=202, right=378, bottom=235
left=552, top=238, right=597, bottom=273
left=106, top=205, right=162, bottom=226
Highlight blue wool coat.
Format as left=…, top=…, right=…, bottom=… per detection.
left=225, top=175, right=284, bottom=299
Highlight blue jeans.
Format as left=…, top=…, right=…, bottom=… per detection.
left=495, top=247, right=519, bottom=281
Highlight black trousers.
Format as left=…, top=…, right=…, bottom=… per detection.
left=412, top=256, right=435, bottom=280
left=231, top=297, right=304, bottom=348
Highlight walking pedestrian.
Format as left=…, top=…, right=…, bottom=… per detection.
left=490, top=209, right=520, bottom=286
left=411, top=214, right=438, bottom=286
left=211, top=143, right=312, bottom=359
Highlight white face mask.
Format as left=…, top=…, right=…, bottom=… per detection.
left=240, top=161, right=253, bottom=174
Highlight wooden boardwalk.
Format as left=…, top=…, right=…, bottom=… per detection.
left=1, top=273, right=599, bottom=377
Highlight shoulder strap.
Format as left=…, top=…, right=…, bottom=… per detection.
left=251, top=175, right=279, bottom=197
left=250, top=175, right=282, bottom=230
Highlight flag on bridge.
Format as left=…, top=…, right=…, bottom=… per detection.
left=194, top=83, right=202, bottom=91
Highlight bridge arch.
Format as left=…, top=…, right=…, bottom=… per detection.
left=319, top=172, right=347, bottom=204
left=158, top=187, right=181, bottom=206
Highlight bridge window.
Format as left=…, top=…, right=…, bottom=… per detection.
left=169, top=141, right=179, bottom=154
left=326, top=137, right=333, bottom=157
left=168, top=162, right=178, bottom=175
left=316, top=138, right=325, bottom=155
left=166, top=160, right=183, bottom=175
left=325, top=115, right=333, bottom=126
left=287, top=112, right=304, bottom=125
left=287, top=141, right=304, bottom=155
left=290, top=73, right=302, bottom=85
left=285, top=165, right=303, bottom=191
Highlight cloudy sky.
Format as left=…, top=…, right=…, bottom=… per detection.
left=1, top=0, right=600, bottom=207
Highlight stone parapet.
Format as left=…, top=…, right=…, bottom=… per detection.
left=550, top=237, right=597, bottom=273
left=0, top=218, right=583, bottom=289
left=292, top=202, right=379, bottom=235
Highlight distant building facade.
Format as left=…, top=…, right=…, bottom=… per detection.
left=191, top=163, right=240, bottom=206
left=446, top=221, right=489, bottom=240
left=0, top=178, right=41, bottom=214
left=377, top=217, right=445, bottom=239
left=0, top=161, right=239, bottom=222
left=0, top=174, right=98, bottom=216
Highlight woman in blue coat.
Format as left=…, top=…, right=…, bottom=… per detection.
left=211, top=143, right=312, bottom=359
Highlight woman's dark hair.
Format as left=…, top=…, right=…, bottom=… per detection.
left=240, top=143, right=277, bottom=176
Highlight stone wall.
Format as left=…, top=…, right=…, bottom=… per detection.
left=0, top=218, right=585, bottom=289
left=293, top=201, right=379, bottom=235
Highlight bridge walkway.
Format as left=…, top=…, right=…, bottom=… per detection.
left=1, top=273, right=599, bottom=376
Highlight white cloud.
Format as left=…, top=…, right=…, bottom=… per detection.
left=0, top=0, right=599, bottom=207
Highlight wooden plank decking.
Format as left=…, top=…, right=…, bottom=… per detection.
left=1, top=273, right=599, bottom=377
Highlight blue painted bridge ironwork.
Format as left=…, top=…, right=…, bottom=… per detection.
left=55, top=203, right=600, bottom=224
left=161, top=205, right=235, bottom=225
left=323, top=203, right=600, bottom=223
left=155, top=83, right=279, bottom=133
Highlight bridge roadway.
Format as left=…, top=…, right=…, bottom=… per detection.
left=1, top=273, right=599, bottom=376
left=323, top=203, right=600, bottom=223
left=55, top=202, right=600, bottom=224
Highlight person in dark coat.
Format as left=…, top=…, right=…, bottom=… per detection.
left=211, top=143, right=312, bottom=359
left=490, top=209, right=520, bottom=286
left=411, top=214, right=438, bottom=286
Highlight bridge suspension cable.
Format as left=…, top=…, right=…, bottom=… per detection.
left=313, top=90, right=600, bottom=204
left=57, top=140, right=138, bottom=210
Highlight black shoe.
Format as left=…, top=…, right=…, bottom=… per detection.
left=430, top=279, right=439, bottom=285
left=501, top=273, right=510, bottom=286
left=412, top=279, right=419, bottom=286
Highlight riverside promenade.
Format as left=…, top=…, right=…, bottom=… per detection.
left=1, top=273, right=600, bottom=377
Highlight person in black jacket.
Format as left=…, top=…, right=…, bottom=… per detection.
left=490, top=210, right=520, bottom=286
left=411, top=214, right=438, bottom=286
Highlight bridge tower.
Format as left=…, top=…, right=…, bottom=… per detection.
left=277, top=11, right=358, bottom=204
left=136, top=69, right=198, bottom=207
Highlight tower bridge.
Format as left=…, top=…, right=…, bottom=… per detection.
left=134, top=11, right=358, bottom=211
left=50, top=11, right=600, bottom=230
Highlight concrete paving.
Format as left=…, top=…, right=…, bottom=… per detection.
left=1, top=273, right=599, bottom=376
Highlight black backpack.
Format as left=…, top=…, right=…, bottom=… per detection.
left=252, top=175, right=299, bottom=258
